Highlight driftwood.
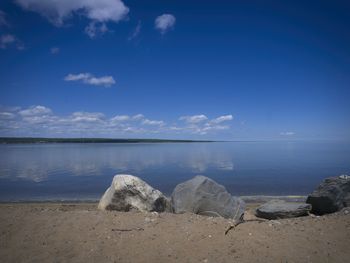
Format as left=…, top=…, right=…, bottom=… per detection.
left=225, top=214, right=266, bottom=235
left=111, top=227, right=144, bottom=232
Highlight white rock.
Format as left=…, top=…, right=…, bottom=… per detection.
left=339, top=174, right=350, bottom=180
left=98, top=174, right=172, bottom=212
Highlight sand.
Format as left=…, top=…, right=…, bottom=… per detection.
left=0, top=202, right=349, bottom=263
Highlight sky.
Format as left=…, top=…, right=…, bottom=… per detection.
left=0, top=0, right=349, bottom=140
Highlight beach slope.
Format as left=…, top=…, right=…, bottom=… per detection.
left=0, top=203, right=349, bottom=263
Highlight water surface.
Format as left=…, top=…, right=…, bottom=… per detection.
left=0, top=141, right=349, bottom=201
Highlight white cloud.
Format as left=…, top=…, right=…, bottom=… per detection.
left=0, top=105, right=233, bottom=137
left=142, top=119, right=165, bottom=126
left=202, top=124, right=229, bottom=132
left=19, top=105, right=52, bottom=117
left=169, top=126, right=183, bottom=131
left=84, top=21, right=108, bottom=38
left=132, top=114, right=144, bottom=120
left=87, top=76, right=115, bottom=86
left=17, top=106, right=54, bottom=125
left=0, top=34, right=15, bottom=48
left=15, top=0, right=129, bottom=26
left=111, top=115, right=129, bottom=122
left=179, top=115, right=208, bottom=124
left=50, top=47, right=60, bottom=54
left=178, top=114, right=234, bottom=135
left=155, top=14, right=176, bottom=34
left=70, top=112, right=105, bottom=123
left=64, top=73, right=90, bottom=81
left=64, top=73, right=116, bottom=87
left=211, top=115, right=233, bottom=124
left=128, top=20, right=141, bottom=41
left=0, top=34, right=25, bottom=50
left=280, top=132, right=295, bottom=136
left=0, top=112, right=15, bottom=120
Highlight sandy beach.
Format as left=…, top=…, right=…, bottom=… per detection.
left=0, top=202, right=349, bottom=263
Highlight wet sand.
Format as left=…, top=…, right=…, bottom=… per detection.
left=0, top=202, right=349, bottom=263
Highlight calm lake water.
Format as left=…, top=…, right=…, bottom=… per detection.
left=0, top=141, right=349, bottom=201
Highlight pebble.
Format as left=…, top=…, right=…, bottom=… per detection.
left=271, top=220, right=281, bottom=225
left=144, top=217, right=153, bottom=223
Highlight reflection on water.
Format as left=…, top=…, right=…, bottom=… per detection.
left=0, top=143, right=234, bottom=182
left=0, top=142, right=349, bottom=200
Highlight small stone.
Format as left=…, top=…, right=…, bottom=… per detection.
left=208, top=235, right=212, bottom=238
left=249, top=233, right=252, bottom=236
left=271, top=220, right=281, bottom=225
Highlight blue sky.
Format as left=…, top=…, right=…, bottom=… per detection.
left=0, top=0, right=349, bottom=140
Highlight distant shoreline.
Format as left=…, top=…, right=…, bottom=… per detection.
left=1, top=137, right=341, bottom=144
left=0, top=137, right=214, bottom=144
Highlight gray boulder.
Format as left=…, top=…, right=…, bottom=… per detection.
left=306, top=175, right=350, bottom=215
left=171, top=175, right=245, bottom=220
left=255, top=200, right=311, bottom=219
left=98, top=174, right=172, bottom=212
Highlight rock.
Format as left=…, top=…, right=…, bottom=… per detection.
left=98, top=174, right=172, bottom=212
left=339, top=174, right=350, bottom=180
left=306, top=175, right=350, bottom=215
left=171, top=175, right=245, bottom=220
left=255, top=200, right=311, bottom=219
